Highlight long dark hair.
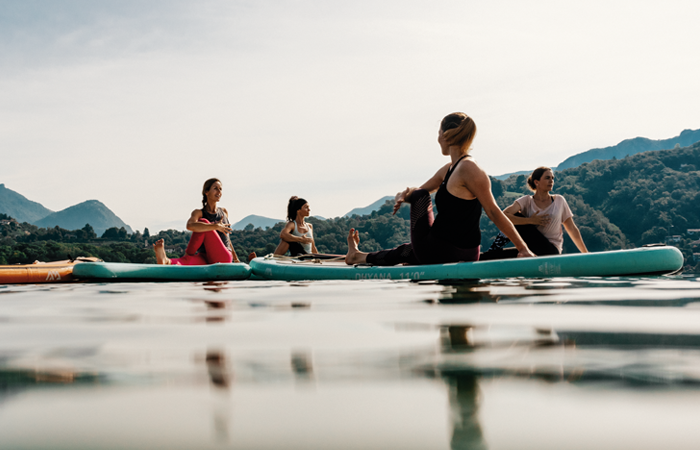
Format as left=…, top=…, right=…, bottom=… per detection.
left=287, top=196, right=308, bottom=222
left=440, top=112, right=477, bottom=154
left=202, top=178, right=221, bottom=209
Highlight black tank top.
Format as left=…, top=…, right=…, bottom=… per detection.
left=199, top=207, right=232, bottom=253
left=431, top=155, right=482, bottom=248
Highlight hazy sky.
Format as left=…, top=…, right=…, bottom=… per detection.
left=2, top=0, right=699, bottom=231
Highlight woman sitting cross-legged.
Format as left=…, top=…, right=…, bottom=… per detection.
left=153, top=178, right=241, bottom=265
left=274, top=196, right=318, bottom=256
left=482, top=166, right=588, bottom=260
left=345, top=112, right=535, bottom=266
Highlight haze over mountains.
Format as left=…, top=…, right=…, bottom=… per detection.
left=3, top=127, right=700, bottom=232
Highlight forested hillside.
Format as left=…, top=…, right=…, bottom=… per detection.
left=491, top=141, right=700, bottom=262
left=2, top=142, right=700, bottom=269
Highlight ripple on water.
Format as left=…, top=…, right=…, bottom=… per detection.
left=1, top=277, right=700, bottom=448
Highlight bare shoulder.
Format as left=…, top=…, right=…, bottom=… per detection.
left=455, top=157, right=488, bottom=180
left=432, top=162, right=452, bottom=180
left=190, top=209, right=203, bottom=219
left=221, top=207, right=229, bottom=217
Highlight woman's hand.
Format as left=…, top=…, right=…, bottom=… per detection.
left=393, top=187, right=411, bottom=215
left=517, top=247, right=536, bottom=258
left=299, top=236, right=314, bottom=244
left=213, top=221, right=232, bottom=234
left=529, top=211, right=551, bottom=226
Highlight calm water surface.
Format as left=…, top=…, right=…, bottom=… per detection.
left=2, top=276, right=700, bottom=449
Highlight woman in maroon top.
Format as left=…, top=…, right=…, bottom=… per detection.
left=345, top=113, right=534, bottom=266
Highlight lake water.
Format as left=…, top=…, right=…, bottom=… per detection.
left=2, top=276, right=700, bottom=449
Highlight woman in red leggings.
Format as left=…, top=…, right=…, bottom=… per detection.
left=154, top=178, right=240, bottom=265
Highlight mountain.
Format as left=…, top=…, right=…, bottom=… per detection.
left=231, top=214, right=284, bottom=230
left=344, top=196, right=394, bottom=217
left=493, top=170, right=531, bottom=181
left=493, top=128, right=700, bottom=179
left=555, top=128, right=700, bottom=171
left=149, top=219, right=188, bottom=233
left=34, top=200, right=133, bottom=236
left=0, top=183, right=54, bottom=223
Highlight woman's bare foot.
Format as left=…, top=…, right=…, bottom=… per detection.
left=345, top=229, right=368, bottom=265
left=153, top=239, right=171, bottom=265
left=247, top=252, right=257, bottom=262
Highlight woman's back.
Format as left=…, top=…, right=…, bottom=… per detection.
left=431, top=156, right=482, bottom=249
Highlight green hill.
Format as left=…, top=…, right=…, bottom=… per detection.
left=34, top=200, right=133, bottom=236
left=555, top=128, right=700, bottom=170
left=0, top=183, right=53, bottom=223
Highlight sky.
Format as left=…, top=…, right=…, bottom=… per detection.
left=1, top=0, right=700, bottom=232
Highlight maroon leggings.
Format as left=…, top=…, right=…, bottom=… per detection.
left=366, top=189, right=480, bottom=266
left=170, top=218, right=233, bottom=266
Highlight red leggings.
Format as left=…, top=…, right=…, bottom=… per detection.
left=170, top=219, right=233, bottom=266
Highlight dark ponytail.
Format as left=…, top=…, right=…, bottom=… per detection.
left=287, top=196, right=308, bottom=222
left=526, top=167, right=551, bottom=191
left=202, top=178, right=222, bottom=209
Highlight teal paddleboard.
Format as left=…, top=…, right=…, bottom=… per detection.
left=73, top=262, right=251, bottom=282
left=249, top=246, right=683, bottom=281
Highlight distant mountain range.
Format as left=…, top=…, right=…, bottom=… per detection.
left=231, top=214, right=284, bottom=230
left=0, top=184, right=132, bottom=235
left=4, top=127, right=699, bottom=233
left=0, top=183, right=53, bottom=223
left=344, top=196, right=394, bottom=217
left=494, top=128, right=700, bottom=179
left=35, top=200, right=132, bottom=235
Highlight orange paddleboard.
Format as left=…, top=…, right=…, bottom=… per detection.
left=0, top=258, right=100, bottom=284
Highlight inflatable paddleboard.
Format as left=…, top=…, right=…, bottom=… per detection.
left=0, top=257, right=100, bottom=284
left=72, top=261, right=251, bottom=282
left=250, top=246, right=684, bottom=281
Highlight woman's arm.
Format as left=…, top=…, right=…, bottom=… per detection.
left=221, top=208, right=240, bottom=262
left=563, top=217, right=588, bottom=253
left=503, top=202, right=550, bottom=226
left=419, top=163, right=450, bottom=193
left=461, top=163, right=535, bottom=257
left=186, top=209, right=232, bottom=235
left=392, top=164, right=450, bottom=214
left=310, top=224, right=318, bottom=253
left=280, top=222, right=313, bottom=244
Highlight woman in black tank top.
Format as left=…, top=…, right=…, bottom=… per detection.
left=153, top=178, right=241, bottom=265
left=344, top=113, right=535, bottom=266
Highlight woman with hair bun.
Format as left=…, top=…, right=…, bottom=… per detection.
left=485, top=166, right=588, bottom=257
left=153, top=178, right=241, bottom=265
left=274, top=196, right=318, bottom=256
left=345, top=112, right=535, bottom=266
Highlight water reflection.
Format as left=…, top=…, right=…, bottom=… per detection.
left=4, top=278, right=700, bottom=448
left=444, top=374, right=487, bottom=450
left=438, top=281, right=501, bottom=304
left=291, top=350, right=314, bottom=382
left=205, top=350, right=230, bottom=389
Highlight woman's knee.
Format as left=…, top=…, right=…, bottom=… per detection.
left=198, top=218, right=212, bottom=224
left=408, top=189, right=430, bottom=204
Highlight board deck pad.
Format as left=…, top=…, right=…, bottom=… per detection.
left=73, top=262, right=252, bottom=282
left=250, top=246, right=684, bottom=281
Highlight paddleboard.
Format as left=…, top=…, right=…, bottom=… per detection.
left=0, top=257, right=100, bottom=284
left=249, top=246, right=684, bottom=281
left=73, top=261, right=252, bottom=282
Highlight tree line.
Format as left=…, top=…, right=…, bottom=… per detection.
left=2, top=141, right=700, bottom=269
